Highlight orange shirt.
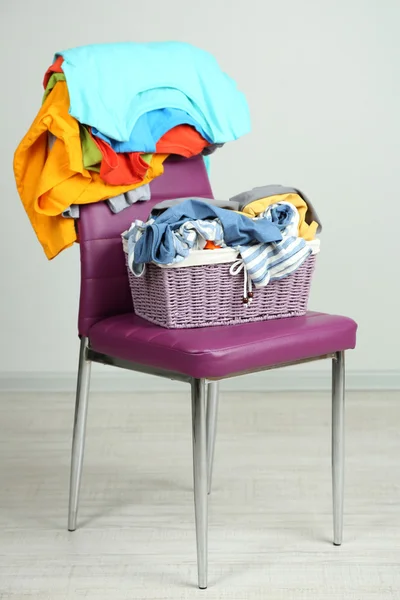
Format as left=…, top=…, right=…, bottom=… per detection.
left=204, top=241, right=222, bottom=250
left=156, top=125, right=209, bottom=157
left=13, top=81, right=167, bottom=259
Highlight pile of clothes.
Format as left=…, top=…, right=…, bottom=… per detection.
left=13, top=42, right=250, bottom=259
left=124, top=186, right=321, bottom=299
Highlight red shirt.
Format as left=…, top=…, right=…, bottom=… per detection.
left=43, top=56, right=64, bottom=88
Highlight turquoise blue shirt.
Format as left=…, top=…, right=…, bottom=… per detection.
left=56, top=42, right=251, bottom=144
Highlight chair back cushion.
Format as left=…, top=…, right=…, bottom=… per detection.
left=78, top=155, right=213, bottom=336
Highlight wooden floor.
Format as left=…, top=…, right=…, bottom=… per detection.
left=0, top=390, right=399, bottom=599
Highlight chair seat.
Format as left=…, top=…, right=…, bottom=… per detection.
left=88, top=311, right=357, bottom=379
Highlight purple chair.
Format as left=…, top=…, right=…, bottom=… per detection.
left=69, top=155, right=357, bottom=589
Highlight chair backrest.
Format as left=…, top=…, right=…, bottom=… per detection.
left=77, top=155, right=214, bottom=336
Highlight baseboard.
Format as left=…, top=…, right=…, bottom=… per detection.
left=0, top=367, right=399, bottom=393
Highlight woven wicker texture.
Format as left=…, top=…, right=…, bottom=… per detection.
left=124, top=253, right=316, bottom=329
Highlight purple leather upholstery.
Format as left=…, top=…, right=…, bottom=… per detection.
left=78, top=154, right=357, bottom=379
left=78, top=155, right=213, bottom=336
left=89, top=312, right=357, bottom=378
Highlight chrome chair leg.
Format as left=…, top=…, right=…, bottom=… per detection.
left=206, top=381, right=219, bottom=495
left=332, top=350, right=345, bottom=546
left=68, top=336, right=92, bottom=532
left=191, top=378, right=208, bottom=589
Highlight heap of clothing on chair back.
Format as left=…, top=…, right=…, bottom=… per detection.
left=13, top=42, right=251, bottom=259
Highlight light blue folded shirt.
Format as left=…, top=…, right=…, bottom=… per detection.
left=56, top=42, right=251, bottom=144
left=92, top=107, right=212, bottom=153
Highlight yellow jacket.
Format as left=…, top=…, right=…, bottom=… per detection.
left=240, top=193, right=318, bottom=241
left=13, top=81, right=167, bottom=259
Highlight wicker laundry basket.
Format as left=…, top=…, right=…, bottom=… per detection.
left=122, top=238, right=316, bottom=329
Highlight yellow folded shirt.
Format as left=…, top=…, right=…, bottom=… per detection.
left=239, top=193, right=318, bottom=241
left=13, top=81, right=168, bottom=259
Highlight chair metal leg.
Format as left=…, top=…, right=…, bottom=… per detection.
left=206, top=381, right=219, bottom=495
left=68, top=337, right=92, bottom=532
left=332, top=350, right=345, bottom=546
left=191, top=378, right=208, bottom=589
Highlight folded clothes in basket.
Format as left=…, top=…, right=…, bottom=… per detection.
left=126, top=217, right=227, bottom=275
left=231, top=184, right=321, bottom=241
left=128, top=199, right=283, bottom=270
left=238, top=202, right=315, bottom=288
left=124, top=198, right=320, bottom=291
